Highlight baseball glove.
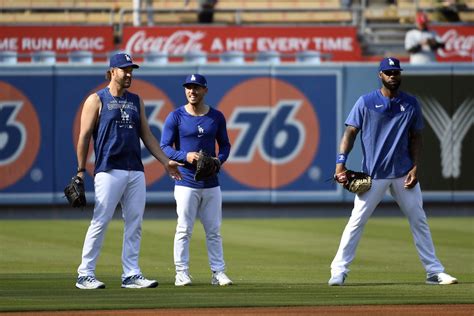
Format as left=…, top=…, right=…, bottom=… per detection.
left=334, top=170, right=372, bottom=194
left=194, top=150, right=221, bottom=181
left=64, top=175, right=86, bottom=208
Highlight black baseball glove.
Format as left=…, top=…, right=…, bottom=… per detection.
left=64, top=175, right=86, bottom=208
left=194, top=150, right=221, bottom=181
left=334, top=170, right=372, bottom=194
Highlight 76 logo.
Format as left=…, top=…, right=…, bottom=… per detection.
left=228, top=100, right=305, bottom=164
left=0, top=102, right=25, bottom=164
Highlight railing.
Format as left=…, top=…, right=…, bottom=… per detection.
left=0, top=50, right=334, bottom=65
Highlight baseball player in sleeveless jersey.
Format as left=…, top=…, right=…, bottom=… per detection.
left=74, top=53, right=182, bottom=289
left=160, top=74, right=233, bottom=286
left=329, top=57, right=458, bottom=286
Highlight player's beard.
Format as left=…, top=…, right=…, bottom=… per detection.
left=382, top=77, right=401, bottom=91
left=121, top=77, right=132, bottom=88
left=113, top=76, right=131, bottom=89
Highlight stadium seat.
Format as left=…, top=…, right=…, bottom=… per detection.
left=144, top=51, right=168, bottom=65
left=255, top=50, right=280, bottom=64
left=364, top=4, right=399, bottom=23
left=459, top=11, right=474, bottom=21
left=220, top=51, right=245, bottom=64
left=68, top=50, right=93, bottom=64
left=184, top=51, right=207, bottom=64
left=31, top=51, right=56, bottom=64
left=296, top=50, right=321, bottom=64
left=240, top=11, right=352, bottom=24
left=0, top=51, right=18, bottom=64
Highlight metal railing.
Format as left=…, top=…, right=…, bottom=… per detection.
left=0, top=50, right=334, bottom=65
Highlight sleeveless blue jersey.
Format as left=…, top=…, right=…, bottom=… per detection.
left=93, top=87, right=144, bottom=174
left=345, top=89, right=424, bottom=179
left=160, top=106, right=231, bottom=189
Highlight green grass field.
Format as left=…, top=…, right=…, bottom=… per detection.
left=0, top=217, right=473, bottom=312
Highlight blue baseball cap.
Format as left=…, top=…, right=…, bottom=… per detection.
left=183, top=74, right=207, bottom=87
left=109, top=53, right=139, bottom=69
left=379, top=57, right=403, bottom=72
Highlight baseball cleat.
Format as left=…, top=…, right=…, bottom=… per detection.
left=75, top=276, right=105, bottom=290
left=121, top=274, right=158, bottom=288
left=175, top=271, right=193, bottom=286
left=328, top=273, right=346, bottom=286
left=211, top=271, right=233, bottom=286
left=426, top=272, right=458, bottom=285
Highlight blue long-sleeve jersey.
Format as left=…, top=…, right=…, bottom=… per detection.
left=160, top=105, right=231, bottom=188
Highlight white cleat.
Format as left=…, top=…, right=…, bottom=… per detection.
left=121, top=274, right=158, bottom=288
left=211, top=271, right=233, bottom=286
left=328, top=273, right=346, bottom=286
left=426, top=272, right=458, bottom=285
left=75, top=276, right=105, bottom=290
left=175, top=271, right=193, bottom=286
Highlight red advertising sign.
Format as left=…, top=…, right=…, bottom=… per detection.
left=121, top=26, right=362, bottom=61
left=433, top=25, right=474, bottom=62
left=0, top=26, right=114, bottom=60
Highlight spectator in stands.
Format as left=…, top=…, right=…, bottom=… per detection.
left=404, top=11, right=445, bottom=64
left=341, top=0, right=353, bottom=8
left=432, top=0, right=467, bottom=22
left=342, top=0, right=397, bottom=9
left=184, top=0, right=218, bottom=23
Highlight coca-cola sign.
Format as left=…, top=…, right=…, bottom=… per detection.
left=125, top=30, right=205, bottom=54
left=433, top=25, right=474, bottom=62
left=122, top=26, right=362, bottom=61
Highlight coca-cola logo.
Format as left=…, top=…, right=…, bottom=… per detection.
left=438, top=29, right=474, bottom=58
left=125, top=30, right=205, bottom=54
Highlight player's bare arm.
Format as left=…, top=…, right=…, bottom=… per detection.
left=76, top=93, right=100, bottom=179
left=138, top=99, right=183, bottom=179
left=335, top=125, right=359, bottom=176
left=405, top=130, right=422, bottom=189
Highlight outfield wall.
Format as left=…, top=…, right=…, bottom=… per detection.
left=0, top=63, right=473, bottom=204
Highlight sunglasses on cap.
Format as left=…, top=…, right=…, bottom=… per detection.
left=382, top=70, right=401, bottom=76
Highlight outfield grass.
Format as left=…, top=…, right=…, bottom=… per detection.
left=0, top=217, right=472, bottom=312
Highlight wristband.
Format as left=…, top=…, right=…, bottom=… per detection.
left=77, top=168, right=86, bottom=173
left=336, top=153, right=347, bottom=164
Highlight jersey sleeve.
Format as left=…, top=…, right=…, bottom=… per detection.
left=433, top=30, right=444, bottom=45
left=345, top=96, right=365, bottom=129
left=160, top=111, right=188, bottom=162
left=405, top=29, right=419, bottom=51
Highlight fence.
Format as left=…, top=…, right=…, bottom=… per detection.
left=0, top=62, right=472, bottom=205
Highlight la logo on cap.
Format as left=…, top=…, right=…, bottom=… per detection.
left=191, top=75, right=196, bottom=81
left=388, top=58, right=395, bottom=66
left=125, top=54, right=131, bottom=61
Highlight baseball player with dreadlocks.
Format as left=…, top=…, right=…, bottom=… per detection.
left=329, top=57, right=458, bottom=286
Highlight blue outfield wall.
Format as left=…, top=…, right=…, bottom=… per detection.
left=0, top=62, right=473, bottom=205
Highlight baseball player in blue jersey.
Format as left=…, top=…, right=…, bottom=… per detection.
left=329, top=57, right=458, bottom=286
left=74, top=53, right=182, bottom=290
left=160, top=74, right=233, bottom=286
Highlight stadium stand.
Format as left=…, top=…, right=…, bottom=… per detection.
left=1, top=0, right=473, bottom=60
left=361, top=0, right=474, bottom=56
left=2, top=0, right=472, bottom=25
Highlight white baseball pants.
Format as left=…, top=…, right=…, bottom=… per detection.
left=173, top=185, right=226, bottom=273
left=77, top=169, right=146, bottom=281
left=331, top=176, right=445, bottom=276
